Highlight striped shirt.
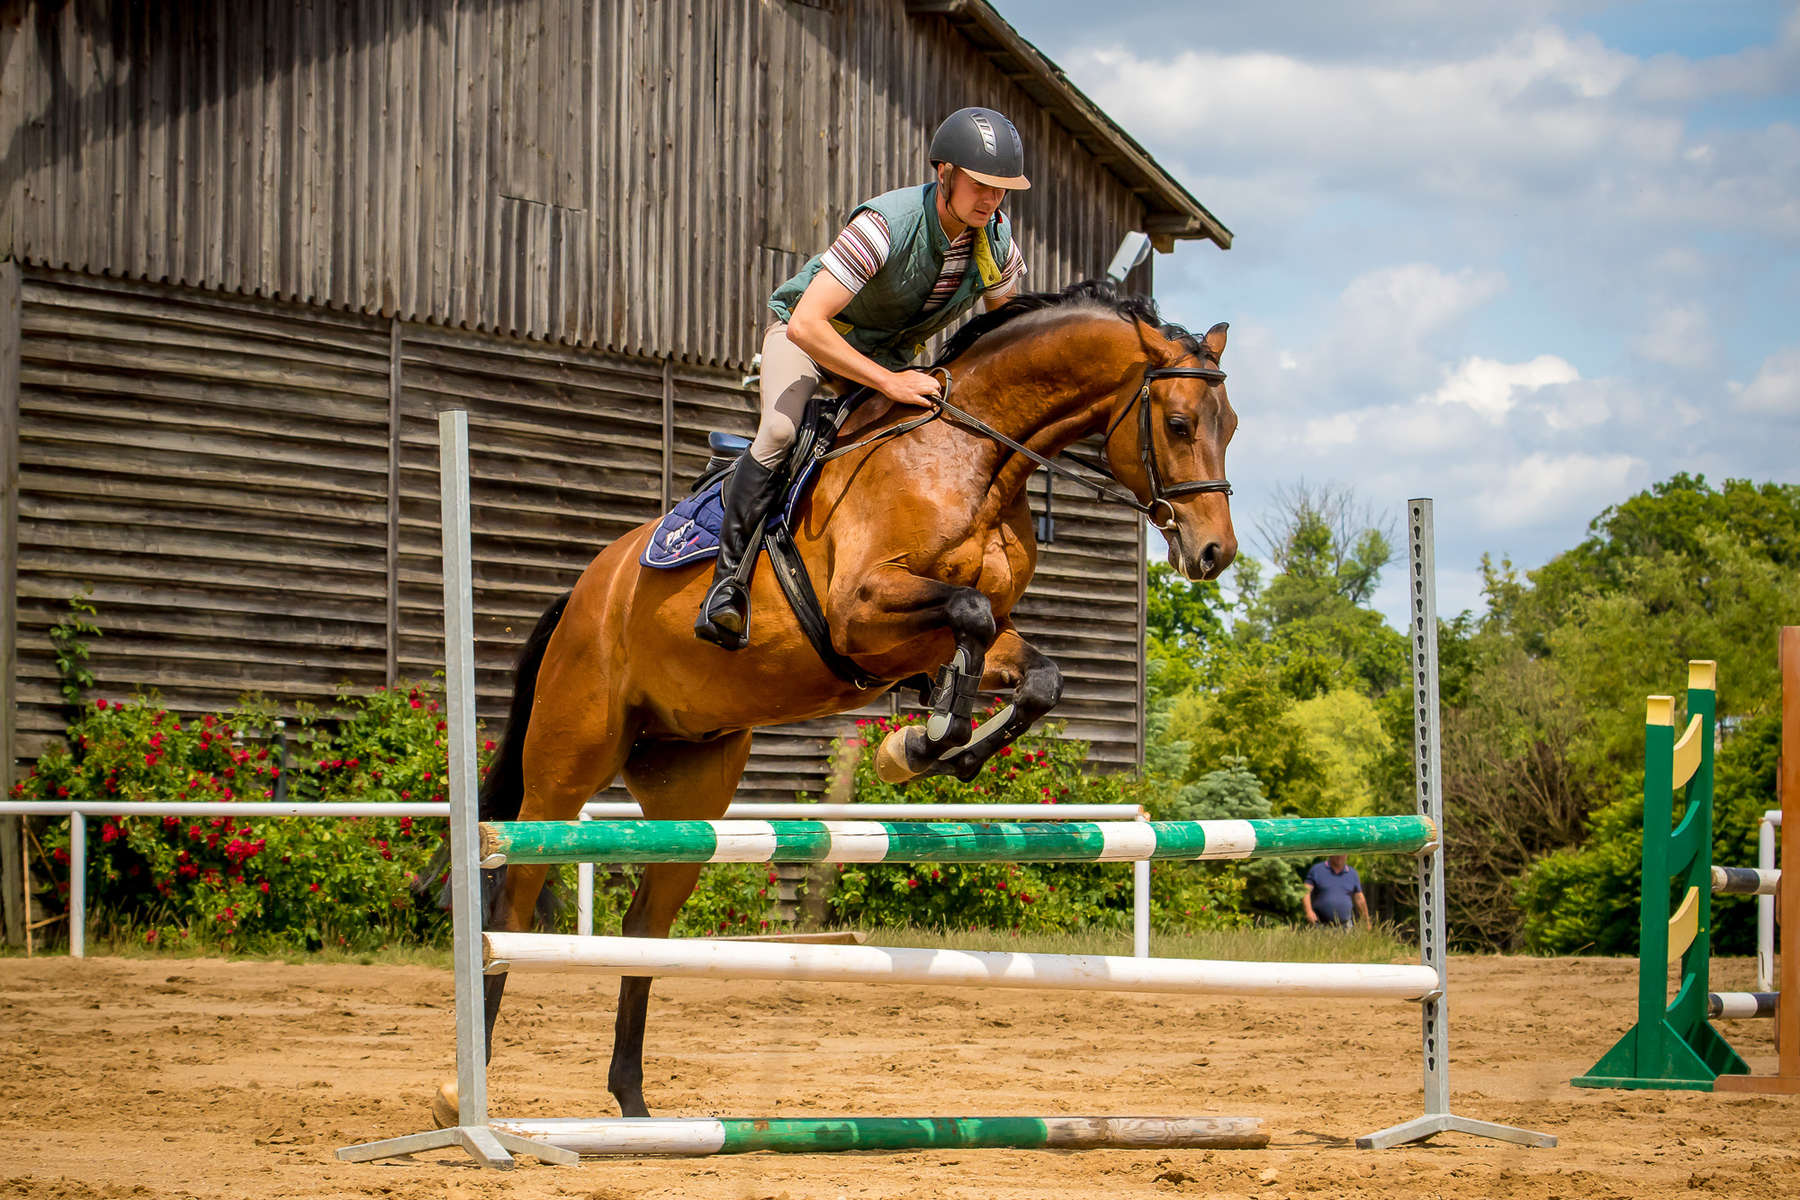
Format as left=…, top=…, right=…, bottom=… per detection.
left=820, top=210, right=1026, bottom=314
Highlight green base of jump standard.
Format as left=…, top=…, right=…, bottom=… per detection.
left=491, top=1115, right=1270, bottom=1155
left=1571, top=1017, right=1751, bottom=1091
left=479, top=815, right=1436, bottom=866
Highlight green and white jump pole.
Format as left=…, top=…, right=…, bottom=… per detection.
left=339, top=421, right=1554, bottom=1167
left=480, top=814, right=1436, bottom=866
left=492, top=1115, right=1269, bottom=1155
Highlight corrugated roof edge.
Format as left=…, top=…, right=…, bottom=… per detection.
left=906, top=0, right=1232, bottom=250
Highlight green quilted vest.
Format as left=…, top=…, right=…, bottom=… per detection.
left=768, top=181, right=1013, bottom=371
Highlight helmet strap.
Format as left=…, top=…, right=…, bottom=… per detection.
left=937, top=166, right=981, bottom=237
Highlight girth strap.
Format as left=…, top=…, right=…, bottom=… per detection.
left=763, top=526, right=886, bottom=692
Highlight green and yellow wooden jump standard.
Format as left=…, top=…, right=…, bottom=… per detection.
left=1573, top=661, right=1751, bottom=1091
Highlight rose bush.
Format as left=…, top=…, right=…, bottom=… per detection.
left=15, top=683, right=777, bottom=950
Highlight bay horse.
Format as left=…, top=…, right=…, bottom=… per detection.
left=460, top=279, right=1238, bottom=1121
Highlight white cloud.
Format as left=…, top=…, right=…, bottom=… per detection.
left=1066, top=32, right=1668, bottom=181
left=1425, top=354, right=1580, bottom=420
left=1533, top=378, right=1616, bottom=432
left=1632, top=303, right=1716, bottom=369
left=1062, top=31, right=1800, bottom=236
left=1629, top=11, right=1800, bottom=103
left=1305, top=263, right=1509, bottom=394
left=1337, top=263, right=1507, bottom=338
left=1732, top=348, right=1800, bottom=414
left=1468, top=451, right=1645, bottom=529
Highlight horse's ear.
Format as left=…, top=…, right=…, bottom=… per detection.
left=1202, top=322, right=1228, bottom=362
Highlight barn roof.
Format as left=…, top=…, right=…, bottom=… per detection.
left=908, top=0, right=1232, bottom=250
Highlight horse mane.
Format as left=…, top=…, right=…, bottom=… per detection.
left=932, top=277, right=1207, bottom=367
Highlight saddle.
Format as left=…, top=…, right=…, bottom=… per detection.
left=642, top=391, right=919, bottom=695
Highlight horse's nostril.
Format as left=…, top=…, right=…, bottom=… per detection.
left=1200, top=542, right=1222, bottom=574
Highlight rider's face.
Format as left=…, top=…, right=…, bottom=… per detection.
left=940, top=166, right=1008, bottom=228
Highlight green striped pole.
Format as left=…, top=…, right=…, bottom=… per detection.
left=479, top=815, right=1435, bottom=866
left=493, top=1115, right=1268, bottom=1155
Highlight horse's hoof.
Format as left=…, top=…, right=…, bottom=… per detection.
left=431, top=1079, right=459, bottom=1129
left=875, top=727, right=927, bottom=784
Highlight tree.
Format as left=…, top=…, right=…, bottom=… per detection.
left=1232, top=484, right=1408, bottom=700
left=1253, top=480, right=1396, bottom=609
left=1167, top=758, right=1305, bottom=919
left=1167, top=657, right=1328, bottom=813
left=1146, top=561, right=1227, bottom=648
left=1520, top=474, right=1800, bottom=646
left=1288, top=688, right=1393, bottom=819
left=1470, top=474, right=1799, bottom=952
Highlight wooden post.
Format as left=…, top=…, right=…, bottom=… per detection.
left=384, top=321, right=404, bottom=686
left=1717, top=627, right=1800, bottom=1093
left=660, top=356, right=674, bottom=513
left=1, top=262, right=23, bottom=948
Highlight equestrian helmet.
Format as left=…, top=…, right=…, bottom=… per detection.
left=929, top=107, right=1031, bottom=190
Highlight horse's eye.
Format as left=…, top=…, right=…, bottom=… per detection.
left=1166, top=415, right=1192, bottom=440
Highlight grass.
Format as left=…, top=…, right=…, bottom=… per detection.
left=9, top=921, right=1415, bottom=966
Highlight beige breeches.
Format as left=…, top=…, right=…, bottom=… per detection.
left=750, top=321, right=840, bottom=469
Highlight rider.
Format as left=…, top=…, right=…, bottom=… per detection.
left=694, top=106, right=1032, bottom=649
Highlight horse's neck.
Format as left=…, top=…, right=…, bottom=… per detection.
left=950, top=320, right=1128, bottom=493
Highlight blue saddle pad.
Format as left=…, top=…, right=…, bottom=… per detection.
left=640, top=457, right=821, bottom=570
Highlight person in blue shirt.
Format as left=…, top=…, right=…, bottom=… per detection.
left=1302, top=854, right=1370, bottom=928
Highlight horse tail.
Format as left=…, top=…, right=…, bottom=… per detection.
left=414, top=590, right=572, bottom=913
left=477, top=590, right=572, bottom=823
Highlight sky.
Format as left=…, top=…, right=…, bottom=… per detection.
left=999, top=1, right=1800, bottom=626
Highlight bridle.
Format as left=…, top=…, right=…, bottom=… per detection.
left=817, top=361, right=1232, bottom=531
left=1083, top=362, right=1233, bottom=530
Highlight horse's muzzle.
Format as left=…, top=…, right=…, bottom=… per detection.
left=1168, top=529, right=1236, bottom=582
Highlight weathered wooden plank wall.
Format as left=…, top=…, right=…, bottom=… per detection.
left=2, top=0, right=1162, bottom=367
left=11, top=271, right=394, bottom=749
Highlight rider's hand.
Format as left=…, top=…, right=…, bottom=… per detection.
left=882, top=370, right=942, bottom=409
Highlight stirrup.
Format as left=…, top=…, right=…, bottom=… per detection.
left=695, top=579, right=750, bottom=649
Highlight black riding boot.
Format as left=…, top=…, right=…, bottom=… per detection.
left=694, top=454, right=786, bottom=650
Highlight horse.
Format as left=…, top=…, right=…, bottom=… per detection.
left=459, top=279, right=1238, bottom=1121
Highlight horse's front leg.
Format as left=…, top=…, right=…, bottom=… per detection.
left=833, top=567, right=997, bottom=782
left=924, top=623, right=1063, bottom=782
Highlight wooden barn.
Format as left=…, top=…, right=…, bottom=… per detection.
left=0, top=0, right=1229, bottom=911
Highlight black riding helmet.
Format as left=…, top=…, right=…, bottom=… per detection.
left=928, top=107, right=1031, bottom=190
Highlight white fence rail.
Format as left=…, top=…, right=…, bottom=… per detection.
left=0, top=800, right=1151, bottom=959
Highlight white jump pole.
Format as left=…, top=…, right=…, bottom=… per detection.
left=486, top=932, right=1440, bottom=1000
left=1759, top=811, right=1780, bottom=994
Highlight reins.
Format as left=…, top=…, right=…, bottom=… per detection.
left=815, top=363, right=1232, bottom=530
